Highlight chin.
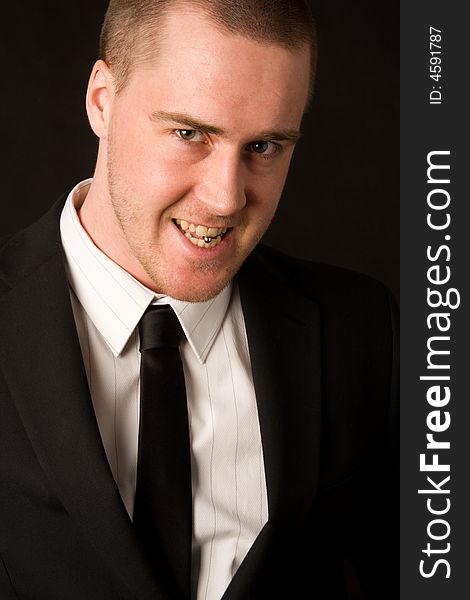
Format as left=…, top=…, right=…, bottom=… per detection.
left=139, top=246, right=251, bottom=302
left=159, top=280, right=231, bottom=303
left=145, top=266, right=234, bottom=303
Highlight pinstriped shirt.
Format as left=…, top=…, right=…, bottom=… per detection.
left=59, top=180, right=268, bottom=600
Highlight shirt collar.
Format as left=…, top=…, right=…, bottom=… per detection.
left=60, top=179, right=231, bottom=363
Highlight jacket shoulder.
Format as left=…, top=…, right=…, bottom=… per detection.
left=0, top=199, right=65, bottom=296
left=249, top=244, right=396, bottom=312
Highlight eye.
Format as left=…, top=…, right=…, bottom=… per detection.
left=175, top=129, right=205, bottom=142
left=247, top=140, right=280, bottom=157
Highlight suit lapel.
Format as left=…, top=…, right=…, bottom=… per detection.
left=224, top=250, right=322, bottom=597
left=0, top=205, right=167, bottom=600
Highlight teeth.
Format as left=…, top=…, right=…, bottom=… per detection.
left=174, top=219, right=229, bottom=249
left=196, top=225, right=208, bottom=237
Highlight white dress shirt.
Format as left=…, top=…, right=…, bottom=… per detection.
left=59, top=180, right=268, bottom=600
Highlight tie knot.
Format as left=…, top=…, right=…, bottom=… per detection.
left=138, top=305, right=185, bottom=351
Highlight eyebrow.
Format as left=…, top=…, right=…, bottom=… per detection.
left=150, top=110, right=302, bottom=143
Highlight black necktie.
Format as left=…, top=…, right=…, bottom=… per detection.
left=134, top=305, right=192, bottom=599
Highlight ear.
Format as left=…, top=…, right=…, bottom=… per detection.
left=86, top=60, right=114, bottom=139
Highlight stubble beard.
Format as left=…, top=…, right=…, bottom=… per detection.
left=106, top=148, right=267, bottom=302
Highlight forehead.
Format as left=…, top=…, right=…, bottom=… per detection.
left=124, top=7, right=311, bottom=134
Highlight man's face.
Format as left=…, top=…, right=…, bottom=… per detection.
left=102, top=8, right=310, bottom=301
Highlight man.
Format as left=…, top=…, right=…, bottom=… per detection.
left=0, top=1, right=398, bottom=599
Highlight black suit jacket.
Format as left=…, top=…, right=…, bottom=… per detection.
left=0, top=199, right=398, bottom=599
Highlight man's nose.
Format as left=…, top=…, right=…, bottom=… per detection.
left=198, top=150, right=247, bottom=217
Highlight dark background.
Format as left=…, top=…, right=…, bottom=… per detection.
left=0, top=1, right=398, bottom=298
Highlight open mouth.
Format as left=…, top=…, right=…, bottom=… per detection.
left=173, top=219, right=230, bottom=249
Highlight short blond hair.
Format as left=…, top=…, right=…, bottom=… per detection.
left=99, top=0, right=317, bottom=96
